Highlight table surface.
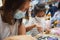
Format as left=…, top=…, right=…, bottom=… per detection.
left=4, top=35, right=37, bottom=40
left=34, top=33, right=60, bottom=40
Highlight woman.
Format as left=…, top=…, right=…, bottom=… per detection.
left=51, top=2, right=60, bottom=27
left=0, top=0, right=31, bottom=40
left=47, top=4, right=58, bottom=17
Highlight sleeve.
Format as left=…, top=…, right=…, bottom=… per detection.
left=25, top=18, right=34, bottom=27
left=50, top=12, right=57, bottom=24
left=0, top=14, right=3, bottom=40
left=46, top=9, right=50, bottom=15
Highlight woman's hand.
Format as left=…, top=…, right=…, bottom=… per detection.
left=35, top=23, right=41, bottom=27
left=45, top=28, right=51, bottom=34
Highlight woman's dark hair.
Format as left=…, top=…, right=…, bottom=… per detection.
left=58, top=2, right=60, bottom=10
left=25, top=9, right=29, bottom=20
left=49, top=4, right=52, bottom=7
left=2, top=0, right=30, bottom=25
left=34, top=4, right=46, bottom=15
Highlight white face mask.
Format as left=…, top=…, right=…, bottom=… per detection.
left=14, top=10, right=26, bottom=19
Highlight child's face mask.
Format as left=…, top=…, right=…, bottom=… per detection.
left=14, top=10, right=26, bottom=19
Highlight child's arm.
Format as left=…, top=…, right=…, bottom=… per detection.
left=26, top=24, right=36, bottom=32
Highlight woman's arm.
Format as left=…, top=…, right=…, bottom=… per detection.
left=18, top=24, right=26, bottom=35
left=18, top=19, right=26, bottom=35
left=51, top=12, right=57, bottom=24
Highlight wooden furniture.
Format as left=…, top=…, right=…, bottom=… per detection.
left=4, top=35, right=36, bottom=40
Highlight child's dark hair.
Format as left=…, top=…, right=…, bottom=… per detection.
left=34, top=4, right=46, bottom=15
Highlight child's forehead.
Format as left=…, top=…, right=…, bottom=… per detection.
left=25, top=0, right=31, bottom=2
left=38, top=10, right=45, bottom=13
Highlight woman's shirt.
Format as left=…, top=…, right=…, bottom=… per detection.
left=0, top=13, right=18, bottom=40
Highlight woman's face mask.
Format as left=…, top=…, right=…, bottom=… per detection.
left=14, top=10, right=26, bottom=19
